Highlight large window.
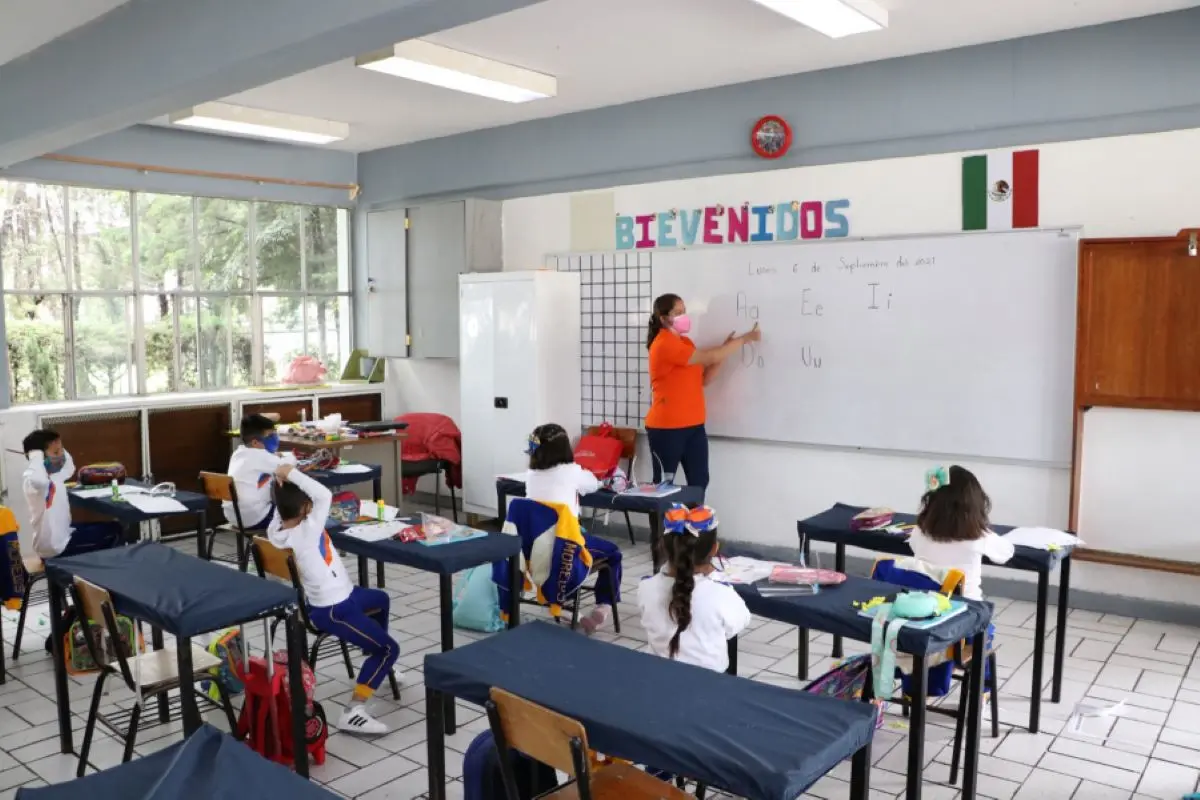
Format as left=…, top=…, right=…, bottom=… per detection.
left=0, top=181, right=352, bottom=404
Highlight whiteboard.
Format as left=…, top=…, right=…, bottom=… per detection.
left=651, top=229, right=1078, bottom=463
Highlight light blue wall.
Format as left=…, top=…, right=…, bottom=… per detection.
left=358, top=7, right=1200, bottom=205
left=6, top=125, right=358, bottom=207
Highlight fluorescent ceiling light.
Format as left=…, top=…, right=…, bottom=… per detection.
left=356, top=40, right=556, bottom=103
left=168, top=102, right=349, bottom=145
left=752, top=0, right=887, bottom=38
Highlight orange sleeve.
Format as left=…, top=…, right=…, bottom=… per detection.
left=652, top=334, right=694, bottom=370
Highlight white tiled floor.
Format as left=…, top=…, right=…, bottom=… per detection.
left=2, top=525, right=1199, bottom=800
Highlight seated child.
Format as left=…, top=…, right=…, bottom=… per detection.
left=227, top=414, right=295, bottom=530
left=22, top=430, right=121, bottom=559
left=909, top=465, right=1014, bottom=601
left=523, top=423, right=622, bottom=634
left=267, top=463, right=399, bottom=736
left=637, top=504, right=750, bottom=673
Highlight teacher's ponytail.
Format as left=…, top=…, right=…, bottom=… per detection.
left=646, top=293, right=682, bottom=350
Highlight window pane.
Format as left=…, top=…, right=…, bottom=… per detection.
left=5, top=294, right=67, bottom=402
left=1, top=182, right=69, bottom=290
left=142, top=293, right=177, bottom=393
left=255, top=202, right=301, bottom=291
left=71, top=188, right=133, bottom=290
left=198, top=198, right=249, bottom=291
left=73, top=296, right=134, bottom=397
left=261, top=295, right=305, bottom=383
left=199, top=296, right=252, bottom=389
left=304, top=206, right=348, bottom=292
left=305, top=296, right=352, bottom=378
left=137, top=193, right=193, bottom=291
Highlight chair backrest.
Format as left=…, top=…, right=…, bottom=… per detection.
left=71, top=576, right=137, bottom=687
left=872, top=558, right=964, bottom=596
left=586, top=424, right=636, bottom=466
left=251, top=537, right=310, bottom=628
left=487, top=687, right=591, bottom=779
left=200, top=471, right=249, bottom=532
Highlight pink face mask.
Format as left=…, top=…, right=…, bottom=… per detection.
left=671, top=314, right=692, bottom=335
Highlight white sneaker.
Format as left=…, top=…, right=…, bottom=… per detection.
left=336, top=704, right=389, bottom=736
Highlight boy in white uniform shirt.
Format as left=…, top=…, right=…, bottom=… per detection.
left=226, top=414, right=295, bottom=530
left=268, top=463, right=399, bottom=736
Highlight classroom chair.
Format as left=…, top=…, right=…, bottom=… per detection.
left=11, top=554, right=47, bottom=661
left=199, top=471, right=260, bottom=572
left=486, top=687, right=690, bottom=800
left=70, top=576, right=236, bottom=778
left=871, top=558, right=1001, bottom=785
left=250, top=537, right=401, bottom=700
left=400, top=458, right=459, bottom=522
left=499, top=498, right=622, bottom=634
left=584, top=424, right=637, bottom=545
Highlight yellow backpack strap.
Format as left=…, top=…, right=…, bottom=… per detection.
left=939, top=569, right=965, bottom=596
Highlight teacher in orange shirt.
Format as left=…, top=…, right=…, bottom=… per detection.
left=644, top=293, right=761, bottom=500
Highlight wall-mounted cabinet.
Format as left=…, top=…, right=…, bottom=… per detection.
left=365, top=199, right=501, bottom=359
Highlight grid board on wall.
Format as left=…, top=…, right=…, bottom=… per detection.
left=548, top=252, right=653, bottom=430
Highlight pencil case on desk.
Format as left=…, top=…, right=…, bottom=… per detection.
left=851, top=507, right=895, bottom=530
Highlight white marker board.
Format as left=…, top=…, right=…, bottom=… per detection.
left=651, top=229, right=1078, bottom=463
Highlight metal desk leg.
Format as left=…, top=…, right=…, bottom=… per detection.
left=426, top=687, right=447, bottom=800
left=507, top=554, right=521, bottom=629
left=850, top=741, right=873, bottom=800
left=375, top=560, right=386, bottom=589
left=962, top=631, right=986, bottom=800
left=152, top=626, right=170, bottom=723
left=439, top=574, right=457, bottom=735
left=286, top=611, right=310, bottom=778
left=496, top=488, right=509, bottom=528
left=196, top=510, right=208, bottom=559
left=51, top=582, right=73, bottom=753
left=1053, top=556, right=1071, bottom=703
left=373, top=473, right=386, bottom=589
left=727, top=636, right=738, bottom=676
left=650, top=513, right=664, bottom=573
left=906, top=659, right=928, bottom=800
left=832, top=544, right=846, bottom=660
left=1030, top=568, right=1049, bottom=733
left=177, top=637, right=201, bottom=735
left=798, top=628, right=810, bottom=681
left=357, top=554, right=370, bottom=587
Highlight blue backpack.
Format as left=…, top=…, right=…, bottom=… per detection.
left=453, top=565, right=505, bottom=633
left=463, top=730, right=557, bottom=800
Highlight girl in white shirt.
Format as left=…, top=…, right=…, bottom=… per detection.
left=637, top=504, right=751, bottom=672
left=523, top=423, right=621, bottom=634
left=908, top=465, right=1014, bottom=601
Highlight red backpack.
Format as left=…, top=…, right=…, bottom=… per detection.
left=574, top=423, right=624, bottom=480
left=238, top=650, right=327, bottom=767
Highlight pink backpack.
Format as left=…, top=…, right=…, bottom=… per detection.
left=282, top=356, right=327, bottom=385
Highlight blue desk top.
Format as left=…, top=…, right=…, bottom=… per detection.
left=306, top=464, right=383, bottom=491
left=47, top=542, right=295, bottom=638
left=798, top=503, right=1072, bottom=572
left=497, top=477, right=706, bottom=515
left=424, top=621, right=876, bottom=800
left=734, top=574, right=992, bottom=655
left=68, top=482, right=208, bottom=524
left=327, top=521, right=520, bottom=575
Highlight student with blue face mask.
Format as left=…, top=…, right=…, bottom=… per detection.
left=226, top=414, right=296, bottom=530
left=22, top=429, right=121, bottom=559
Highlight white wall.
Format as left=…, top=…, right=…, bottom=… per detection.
left=496, top=127, right=1200, bottom=605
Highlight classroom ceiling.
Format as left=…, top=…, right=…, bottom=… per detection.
left=0, top=0, right=132, bottom=67
left=139, top=0, right=1200, bottom=153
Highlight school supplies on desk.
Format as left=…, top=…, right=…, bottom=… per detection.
left=712, top=556, right=782, bottom=585
left=358, top=500, right=399, bottom=521
left=620, top=482, right=681, bottom=498
left=341, top=521, right=407, bottom=542
left=125, top=493, right=189, bottom=514
left=397, top=513, right=489, bottom=547
left=769, top=565, right=847, bottom=586
left=883, top=523, right=917, bottom=536
left=850, top=507, right=895, bottom=530
left=1002, top=527, right=1081, bottom=551
left=857, top=596, right=969, bottom=630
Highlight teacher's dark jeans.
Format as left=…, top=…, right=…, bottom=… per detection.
left=646, top=424, right=709, bottom=500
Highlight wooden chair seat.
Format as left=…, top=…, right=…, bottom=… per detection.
left=130, top=646, right=223, bottom=692
left=542, top=763, right=692, bottom=800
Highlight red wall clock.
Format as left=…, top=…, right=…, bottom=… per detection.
left=751, top=115, right=792, bottom=159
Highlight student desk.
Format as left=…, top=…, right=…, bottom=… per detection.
left=325, top=520, right=522, bottom=735
left=730, top=575, right=991, bottom=800
left=423, top=621, right=877, bottom=800
left=307, top=464, right=386, bottom=586
left=495, top=477, right=706, bottom=571
left=44, top=542, right=312, bottom=776
left=68, top=483, right=210, bottom=558
left=798, top=503, right=1073, bottom=733
left=279, top=432, right=406, bottom=508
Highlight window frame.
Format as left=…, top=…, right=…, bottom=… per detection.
left=0, top=180, right=354, bottom=404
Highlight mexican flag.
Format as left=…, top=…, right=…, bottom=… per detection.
left=962, top=149, right=1039, bottom=231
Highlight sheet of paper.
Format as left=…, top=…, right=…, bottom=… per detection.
left=334, top=463, right=375, bottom=474
left=341, top=521, right=406, bottom=542
left=714, top=556, right=785, bottom=585
left=124, top=494, right=189, bottom=514
left=358, top=501, right=399, bottom=522
left=1002, top=527, right=1082, bottom=550
left=72, top=486, right=146, bottom=499
left=498, top=471, right=530, bottom=483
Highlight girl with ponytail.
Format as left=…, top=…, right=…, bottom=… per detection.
left=637, top=504, right=750, bottom=671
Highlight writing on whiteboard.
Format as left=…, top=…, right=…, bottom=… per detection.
left=615, top=199, right=851, bottom=250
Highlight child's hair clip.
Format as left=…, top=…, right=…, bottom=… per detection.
left=925, top=465, right=950, bottom=492
left=525, top=434, right=540, bottom=455
left=663, top=504, right=718, bottom=536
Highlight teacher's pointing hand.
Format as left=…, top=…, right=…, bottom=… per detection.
left=740, top=322, right=762, bottom=343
